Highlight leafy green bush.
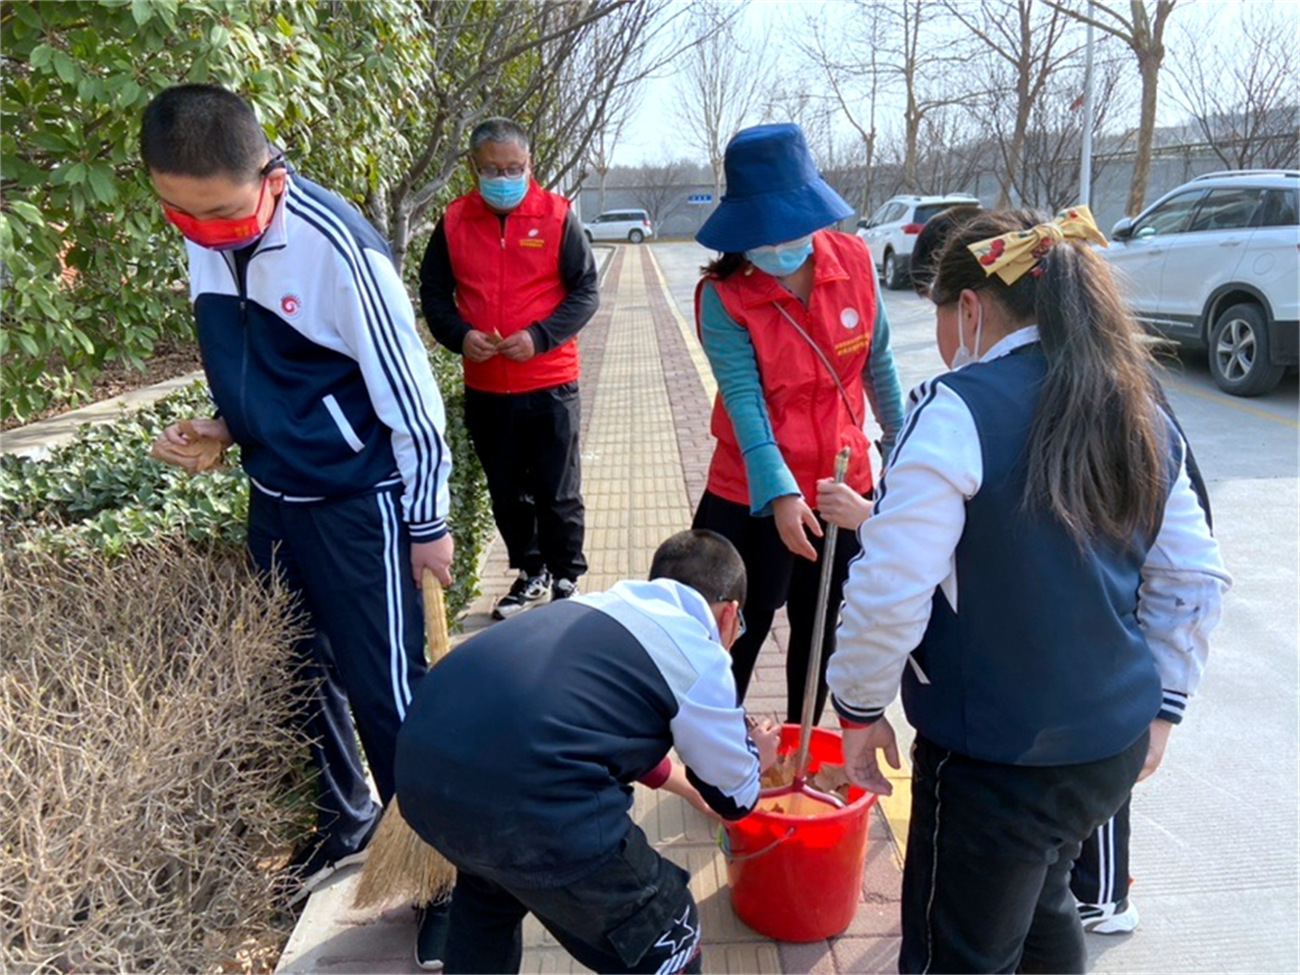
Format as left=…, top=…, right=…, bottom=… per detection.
left=1, top=362, right=493, bottom=618
left=0, top=0, right=433, bottom=423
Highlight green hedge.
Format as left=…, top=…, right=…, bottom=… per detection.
left=0, top=344, right=492, bottom=619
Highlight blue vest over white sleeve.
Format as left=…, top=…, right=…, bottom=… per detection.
left=831, top=332, right=1228, bottom=767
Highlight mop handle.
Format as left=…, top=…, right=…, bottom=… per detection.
left=792, top=445, right=851, bottom=786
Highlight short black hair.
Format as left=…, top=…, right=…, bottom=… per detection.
left=140, top=84, right=269, bottom=183
left=911, top=204, right=983, bottom=296
left=648, top=530, right=746, bottom=606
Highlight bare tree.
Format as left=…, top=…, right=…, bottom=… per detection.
left=627, top=158, right=692, bottom=226
left=673, top=3, right=773, bottom=204
left=366, top=0, right=676, bottom=270
left=792, top=1, right=891, bottom=212
left=914, top=103, right=993, bottom=197
left=1017, top=51, right=1130, bottom=207
left=945, top=0, right=1079, bottom=207
left=1167, top=4, right=1299, bottom=170
left=1046, top=0, right=1180, bottom=215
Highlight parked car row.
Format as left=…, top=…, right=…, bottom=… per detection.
left=586, top=171, right=1297, bottom=398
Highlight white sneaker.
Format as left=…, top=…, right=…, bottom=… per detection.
left=1079, top=896, right=1140, bottom=934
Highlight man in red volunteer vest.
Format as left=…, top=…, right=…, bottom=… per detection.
left=421, top=118, right=598, bottom=620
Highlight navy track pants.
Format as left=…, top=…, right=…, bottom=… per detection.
left=248, top=484, right=427, bottom=860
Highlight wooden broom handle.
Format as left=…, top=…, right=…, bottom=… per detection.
left=421, top=569, right=451, bottom=666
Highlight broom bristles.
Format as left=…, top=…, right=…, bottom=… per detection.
left=352, top=795, right=456, bottom=909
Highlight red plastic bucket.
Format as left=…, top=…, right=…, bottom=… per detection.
left=721, top=724, right=877, bottom=942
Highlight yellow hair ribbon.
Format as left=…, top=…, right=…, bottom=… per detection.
left=967, top=206, right=1108, bottom=285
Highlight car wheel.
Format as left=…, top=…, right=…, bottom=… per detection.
left=584, top=230, right=594, bottom=243
left=628, top=229, right=644, bottom=244
left=883, top=251, right=906, bottom=290
left=1208, top=302, right=1285, bottom=396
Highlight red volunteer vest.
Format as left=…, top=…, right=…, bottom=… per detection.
left=443, top=182, right=578, bottom=394
left=702, top=230, right=878, bottom=507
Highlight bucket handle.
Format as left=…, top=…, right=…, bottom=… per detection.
left=717, top=825, right=796, bottom=864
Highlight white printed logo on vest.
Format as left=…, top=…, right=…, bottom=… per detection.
left=528, top=228, right=540, bottom=237
left=840, top=307, right=860, bottom=330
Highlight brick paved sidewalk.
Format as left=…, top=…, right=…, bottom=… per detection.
left=276, top=245, right=904, bottom=974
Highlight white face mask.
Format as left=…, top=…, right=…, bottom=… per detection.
left=950, top=298, right=984, bottom=369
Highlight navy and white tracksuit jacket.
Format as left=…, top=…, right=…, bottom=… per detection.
left=395, top=578, right=763, bottom=889
left=182, top=171, right=452, bottom=850
left=829, top=327, right=1231, bottom=765
left=185, top=171, right=451, bottom=538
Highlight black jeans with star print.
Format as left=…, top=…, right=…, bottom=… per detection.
left=443, top=823, right=702, bottom=974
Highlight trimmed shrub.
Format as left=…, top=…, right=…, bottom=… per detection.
left=0, top=539, right=312, bottom=973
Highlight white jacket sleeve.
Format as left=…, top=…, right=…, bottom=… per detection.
left=1138, top=442, right=1232, bottom=722
left=334, top=247, right=453, bottom=540
left=828, top=379, right=983, bottom=724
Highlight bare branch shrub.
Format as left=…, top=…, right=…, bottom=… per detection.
left=0, top=539, right=313, bottom=973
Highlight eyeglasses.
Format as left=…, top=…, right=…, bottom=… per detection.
left=736, top=608, right=747, bottom=639
left=475, top=164, right=527, bottom=179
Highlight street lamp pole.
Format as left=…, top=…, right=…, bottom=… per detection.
left=1080, top=6, right=1096, bottom=207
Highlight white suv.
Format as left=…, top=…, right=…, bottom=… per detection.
left=1104, top=170, right=1299, bottom=396
left=857, top=194, right=981, bottom=290
left=583, top=209, right=654, bottom=244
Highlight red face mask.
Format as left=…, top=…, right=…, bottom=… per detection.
left=161, top=160, right=283, bottom=251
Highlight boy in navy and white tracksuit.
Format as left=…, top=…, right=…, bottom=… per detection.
left=395, top=534, right=779, bottom=975
left=142, top=85, right=453, bottom=876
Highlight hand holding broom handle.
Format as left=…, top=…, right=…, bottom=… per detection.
left=791, top=445, right=851, bottom=797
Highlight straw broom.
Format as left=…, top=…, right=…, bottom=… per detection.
left=352, top=569, right=456, bottom=909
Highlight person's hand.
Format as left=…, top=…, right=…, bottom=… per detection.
left=772, top=494, right=821, bottom=561
left=497, top=330, right=536, bottom=362
left=411, top=534, right=454, bottom=587
left=1136, top=718, right=1174, bottom=783
left=150, top=417, right=233, bottom=473
left=462, top=330, right=499, bottom=363
left=815, top=478, right=872, bottom=531
left=658, top=763, right=723, bottom=822
left=748, top=716, right=782, bottom=772
left=841, top=719, right=900, bottom=795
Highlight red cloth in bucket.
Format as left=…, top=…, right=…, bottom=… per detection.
left=722, top=724, right=877, bottom=942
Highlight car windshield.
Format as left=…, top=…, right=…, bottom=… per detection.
left=914, top=202, right=969, bottom=224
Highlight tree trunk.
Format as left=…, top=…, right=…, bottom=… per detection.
left=1129, top=48, right=1161, bottom=215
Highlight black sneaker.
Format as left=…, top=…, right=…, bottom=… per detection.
left=552, top=578, right=579, bottom=601
left=415, top=898, right=453, bottom=971
left=492, top=570, right=552, bottom=620
left=285, top=815, right=379, bottom=907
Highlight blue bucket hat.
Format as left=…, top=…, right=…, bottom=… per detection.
left=696, top=123, right=854, bottom=253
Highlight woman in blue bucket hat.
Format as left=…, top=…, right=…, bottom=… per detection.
left=690, top=123, right=905, bottom=725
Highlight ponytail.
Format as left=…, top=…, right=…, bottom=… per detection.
left=1029, top=242, right=1167, bottom=545
left=932, top=210, right=1169, bottom=547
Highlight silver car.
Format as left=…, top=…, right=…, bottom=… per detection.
left=1104, top=170, right=1299, bottom=396
left=857, top=194, right=981, bottom=290
left=583, top=209, right=654, bottom=244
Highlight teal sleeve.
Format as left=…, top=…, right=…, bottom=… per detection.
left=698, top=282, right=800, bottom=515
left=862, top=290, right=905, bottom=464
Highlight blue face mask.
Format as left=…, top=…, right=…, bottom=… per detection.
left=479, top=174, right=528, bottom=211
left=746, top=234, right=814, bottom=277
